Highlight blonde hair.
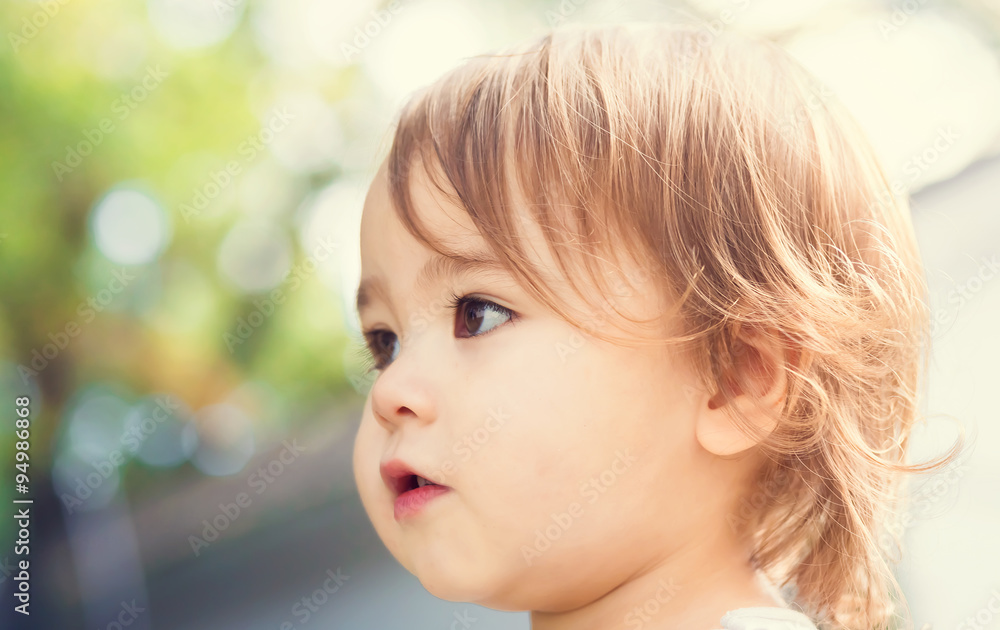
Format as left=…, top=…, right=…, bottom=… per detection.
left=382, top=22, right=958, bottom=630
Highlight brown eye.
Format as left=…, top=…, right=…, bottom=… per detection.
left=452, top=296, right=514, bottom=338
left=361, top=296, right=515, bottom=371
left=363, top=329, right=399, bottom=370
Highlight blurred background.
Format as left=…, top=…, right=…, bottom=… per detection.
left=0, top=0, right=998, bottom=628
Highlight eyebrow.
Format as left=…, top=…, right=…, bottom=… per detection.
left=355, top=252, right=508, bottom=315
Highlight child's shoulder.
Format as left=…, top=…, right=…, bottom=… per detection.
left=719, top=607, right=819, bottom=630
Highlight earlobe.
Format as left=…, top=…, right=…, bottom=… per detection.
left=695, top=330, right=788, bottom=457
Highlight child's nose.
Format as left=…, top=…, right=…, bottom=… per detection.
left=368, top=345, right=439, bottom=432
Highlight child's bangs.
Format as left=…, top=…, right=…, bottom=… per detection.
left=383, top=32, right=679, bottom=346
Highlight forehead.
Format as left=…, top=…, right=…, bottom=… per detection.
left=356, top=159, right=513, bottom=316
left=360, top=159, right=484, bottom=254
left=357, top=157, right=666, bottom=337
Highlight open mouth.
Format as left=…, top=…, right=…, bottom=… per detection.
left=405, top=474, right=439, bottom=491
left=388, top=472, right=443, bottom=496
left=381, top=460, right=448, bottom=496
left=380, top=460, right=451, bottom=520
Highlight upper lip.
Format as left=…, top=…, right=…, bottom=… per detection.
left=379, top=459, right=446, bottom=496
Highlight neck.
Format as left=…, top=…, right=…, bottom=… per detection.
left=529, top=524, right=784, bottom=630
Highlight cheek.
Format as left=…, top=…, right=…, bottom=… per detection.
left=487, top=329, right=694, bottom=479
left=352, top=402, right=397, bottom=544
left=352, top=400, right=379, bottom=488
left=456, top=338, right=631, bottom=525
left=465, top=331, right=700, bottom=556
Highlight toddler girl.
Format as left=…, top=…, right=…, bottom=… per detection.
left=352, top=22, right=954, bottom=630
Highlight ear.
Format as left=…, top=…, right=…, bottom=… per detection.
left=695, top=328, right=788, bottom=457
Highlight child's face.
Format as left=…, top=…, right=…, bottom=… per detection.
left=352, top=160, right=742, bottom=610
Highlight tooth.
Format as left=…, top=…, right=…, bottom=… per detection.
left=417, top=476, right=431, bottom=488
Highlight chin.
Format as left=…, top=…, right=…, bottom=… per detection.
left=403, top=550, right=519, bottom=607
left=418, top=573, right=485, bottom=603
left=394, top=539, right=566, bottom=613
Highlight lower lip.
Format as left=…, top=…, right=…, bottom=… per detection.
left=394, top=485, right=450, bottom=521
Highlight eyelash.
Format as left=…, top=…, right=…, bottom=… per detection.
left=357, top=292, right=516, bottom=374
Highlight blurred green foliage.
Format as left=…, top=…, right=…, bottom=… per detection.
left=0, top=0, right=365, bottom=552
